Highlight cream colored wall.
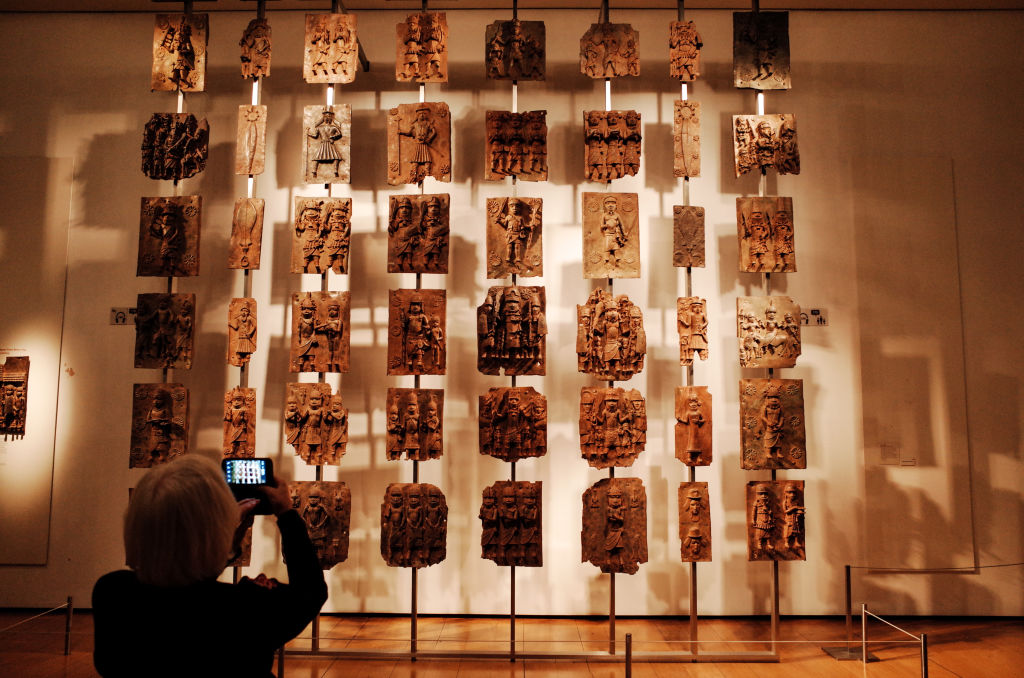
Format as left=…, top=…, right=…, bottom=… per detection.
left=0, top=8, right=1020, bottom=616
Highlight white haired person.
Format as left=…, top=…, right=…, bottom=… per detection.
left=92, top=455, right=327, bottom=677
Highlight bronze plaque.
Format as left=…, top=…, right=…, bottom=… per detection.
left=137, top=196, right=200, bottom=278
left=396, top=12, right=448, bottom=83
left=669, top=20, right=702, bottom=81
left=291, top=197, right=352, bottom=275
left=481, top=481, right=542, bottom=567
left=677, top=296, right=709, bottom=367
left=387, top=102, right=452, bottom=185
left=673, top=101, right=700, bottom=178
left=141, top=113, right=209, bottom=181
left=222, top=386, right=256, bottom=458
left=0, top=356, right=29, bottom=438
left=386, top=388, right=444, bottom=461
left=576, top=289, right=646, bottom=382
left=673, top=205, right=705, bottom=268
left=679, top=482, right=711, bottom=562
left=236, top=105, right=267, bottom=176
left=733, top=11, right=791, bottom=90
left=293, top=481, right=352, bottom=569
left=290, top=291, right=351, bottom=374
left=227, top=298, right=257, bottom=368
left=477, top=286, right=546, bottom=376
left=740, top=379, right=806, bottom=470
left=387, top=289, right=446, bottom=376
left=674, top=386, right=712, bottom=467
left=240, top=16, right=271, bottom=79
left=737, top=196, right=796, bottom=273
left=485, top=111, right=548, bottom=182
left=134, top=293, right=194, bottom=370
left=733, top=114, right=799, bottom=177
left=387, top=194, right=450, bottom=274
left=151, top=13, right=207, bottom=92
left=485, top=19, right=545, bottom=81
left=582, top=478, right=648, bottom=575
left=580, top=23, right=639, bottom=78
left=129, top=383, right=188, bottom=468
left=284, top=383, right=348, bottom=466
left=479, top=386, right=547, bottom=462
left=737, top=296, right=801, bottom=368
left=229, top=198, right=264, bottom=270
left=584, top=111, right=642, bottom=182
left=303, top=104, right=351, bottom=185
left=304, top=14, right=358, bottom=84
left=580, top=387, right=646, bottom=469
left=747, top=480, right=805, bottom=561
left=486, top=197, right=542, bottom=278
left=381, top=483, right=448, bottom=568
left=583, top=192, right=640, bottom=279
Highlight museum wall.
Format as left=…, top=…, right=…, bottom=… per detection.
left=0, top=8, right=1021, bottom=616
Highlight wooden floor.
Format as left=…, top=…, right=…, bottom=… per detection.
left=1, top=611, right=1021, bottom=677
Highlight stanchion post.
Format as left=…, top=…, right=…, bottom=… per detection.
left=64, top=595, right=72, bottom=656
left=921, top=632, right=929, bottom=678
left=625, top=633, right=632, bottom=678
left=844, top=564, right=853, bottom=650
left=278, top=646, right=285, bottom=677
left=861, top=603, right=867, bottom=668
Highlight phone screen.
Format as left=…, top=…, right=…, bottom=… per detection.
left=224, top=458, right=268, bottom=486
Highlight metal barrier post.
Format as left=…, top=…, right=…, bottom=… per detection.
left=64, top=596, right=73, bottom=656
left=921, top=632, right=929, bottom=678
left=625, top=633, right=632, bottom=678
left=861, top=603, right=867, bottom=667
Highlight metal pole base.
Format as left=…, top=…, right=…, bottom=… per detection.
left=822, top=646, right=879, bottom=662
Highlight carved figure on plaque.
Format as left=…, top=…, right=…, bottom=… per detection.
left=291, top=197, right=351, bottom=275
left=387, top=103, right=451, bottom=185
left=303, top=105, right=351, bottom=184
left=387, top=194, right=450, bottom=274
left=229, top=198, right=264, bottom=270
left=673, top=101, right=700, bottom=178
left=294, top=481, right=351, bottom=569
left=673, top=205, right=705, bottom=268
left=733, top=114, right=799, bottom=177
left=674, top=386, right=712, bottom=466
left=576, top=289, right=646, bottom=381
left=137, top=196, right=200, bottom=277
left=485, top=111, right=548, bottom=182
left=580, top=23, right=639, bottom=79
left=227, top=298, right=257, bottom=367
left=479, top=387, right=547, bottom=462
left=0, top=356, right=29, bottom=438
left=740, top=379, right=806, bottom=470
left=396, top=12, right=447, bottom=82
left=152, top=14, right=207, bottom=92
left=304, top=14, right=358, bottom=84
left=677, top=297, right=709, bottom=366
left=222, top=387, right=256, bottom=458
left=582, top=478, right=648, bottom=575
left=387, top=289, right=446, bottom=376
left=733, top=12, right=791, bottom=90
left=380, top=483, right=448, bottom=568
left=583, top=111, right=642, bottom=182
left=480, top=481, right=542, bottom=567
left=582, top=193, right=640, bottom=278
left=141, top=113, right=209, bottom=181
left=290, top=291, right=351, bottom=374
left=579, top=387, right=646, bottom=469
left=240, top=16, right=271, bottom=79
left=747, top=481, right=805, bottom=560
left=236, top=105, right=267, bottom=176
left=669, top=20, right=702, bottom=81
left=135, top=293, right=194, bottom=370
left=129, top=383, right=188, bottom=468
left=737, top=296, right=802, bottom=368
left=485, top=19, right=545, bottom=81
left=486, top=197, right=542, bottom=278
left=385, top=388, right=444, bottom=461
left=737, top=197, right=796, bottom=272
left=284, top=383, right=348, bottom=466
left=476, top=286, right=546, bottom=376
left=678, top=482, right=711, bottom=562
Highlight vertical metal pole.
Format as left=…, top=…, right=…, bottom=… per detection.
left=770, top=560, right=779, bottom=656
left=861, top=603, right=867, bottom=668
left=844, top=564, right=853, bottom=651
left=411, top=568, right=418, bottom=660
left=63, top=596, right=72, bottom=656
left=609, top=572, right=616, bottom=655
left=920, top=633, right=929, bottom=678
left=277, top=646, right=285, bottom=677
left=677, top=0, right=685, bottom=21
left=625, top=633, right=633, bottom=677
left=510, top=565, right=516, bottom=661
left=312, top=616, right=320, bottom=653
left=689, top=562, right=697, bottom=654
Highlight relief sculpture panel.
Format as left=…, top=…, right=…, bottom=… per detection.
left=486, top=197, right=542, bottom=278
left=387, top=194, right=450, bottom=274
left=583, top=192, right=640, bottom=279
left=381, top=483, right=448, bottom=568
left=129, top=383, right=188, bottom=468
left=481, top=481, right=542, bottom=567
left=580, top=23, right=639, bottom=78
left=229, top=198, right=264, bottom=270
left=387, top=289, right=446, bottom=376
left=673, top=101, right=700, bottom=178
left=576, top=289, right=646, bottom=381
left=485, top=111, right=548, bottom=182
left=222, top=387, right=256, bottom=458
left=141, top=113, right=208, bottom=181
left=293, top=481, right=351, bottom=569
left=386, top=388, right=444, bottom=461
left=0, top=356, right=29, bottom=438
left=151, top=13, right=207, bottom=92
left=284, top=383, right=348, bottom=466
left=747, top=480, right=805, bottom=561
left=134, top=293, right=194, bottom=370
left=579, top=387, right=646, bottom=469
left=674, top=386, right=712, bottom=466
left=737, top=296, right=801, bottom=368
left=291, top=197, right=352, bottom=275
left=227, top=298, right=257, bottom=367
left=304, top=14, right=358, bottom=84
left=239, top=16, right=271, bottom=79
left=485, top=19, right=545, bottom=81
left=396, top=13, right=448, bottom=82
left=673, top=205, right=705, bottom=268
left=236, top=105, right=267, bottom=176
left=303, top=105, right=352, bottom=184
left=740, top=378, right=806, bottom=470
left=678, top=482, right=711, bottom=562
left=479, top=386, right=547, bottom=462
left=387, top=103, right=452, bottom=185
left=737, top=196, right=796, bottom=272
left=477, top=286, right=546, bottom=376
left=290, top=291, right=351, bottom=374
left=677, top=296, right=709, bottom=367
left=582, top=478, right=648, bottom=575
left=733, top=11, right=791, bottom=90
left=669, top=20, right=702, bottom=81
left=733, top=114, right=799, bottom=177
left=137, top=196, right=200, bottom=277
left=584, top=111, right=641, bottom=182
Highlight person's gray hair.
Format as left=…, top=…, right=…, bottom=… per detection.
left=124, top=455, right=238, bottom=587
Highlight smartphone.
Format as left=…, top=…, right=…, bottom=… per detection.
left=222, top=457, right=275, bottom=514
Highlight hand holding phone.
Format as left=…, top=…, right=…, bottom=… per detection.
left=223, top=458, right=275, bottom=515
